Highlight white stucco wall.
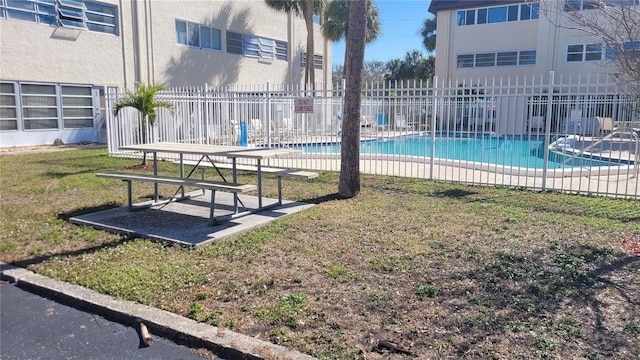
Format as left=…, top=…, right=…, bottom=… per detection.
left=147, top=1, right=329, bottom=88
left=0, top=0, right=331, bottom=147
left=0, top=0, right=330, bottom=89
left=0, top=0, right=126, bottom=88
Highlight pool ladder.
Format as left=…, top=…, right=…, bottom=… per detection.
left=555, top=130, right=639, bottom=175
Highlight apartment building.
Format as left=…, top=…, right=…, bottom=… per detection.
left=427, top=0, right=639, bottom=134
left=428, top=0, right=639, bottom=82
left=0, top=0, right=331, bottom=147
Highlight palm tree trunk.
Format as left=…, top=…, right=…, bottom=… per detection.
left=339, top=0, right=366, bottom=198
left=140, top=115, right=148, bottom=165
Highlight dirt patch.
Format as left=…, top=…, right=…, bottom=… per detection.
left=0, top=142, right=105, bottom=155
left=124, top=164, right=154, bottom=170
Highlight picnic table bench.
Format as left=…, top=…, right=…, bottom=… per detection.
left=175, top=160, right=318, bottom=204
left=96, top=172, right=256, bottom=224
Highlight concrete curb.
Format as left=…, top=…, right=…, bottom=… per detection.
left=1, top=263, right=316, bottom=360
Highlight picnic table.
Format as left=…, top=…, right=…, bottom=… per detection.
left=99, top=142, right=305, bottom=224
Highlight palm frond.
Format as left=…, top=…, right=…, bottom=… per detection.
left=112, top=82, right=174, bottom=127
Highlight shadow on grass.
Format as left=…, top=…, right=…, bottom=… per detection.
left=6, top=203, right=135, bottom=269
left=300, top=193, right=343, bottom=205
left=9, top=236, right=132, bottom=269
left=433, top=188, right=478, bottom=198
left=57, top=203, right=122, bottom=221
left=438, top=244, right=639, bottom=358
left=43, top=169, right=108, bottom=178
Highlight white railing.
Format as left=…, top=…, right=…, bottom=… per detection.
left=105, top=74, right=639, bottom=199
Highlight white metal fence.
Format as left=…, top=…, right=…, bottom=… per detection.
left=105, top=73, right=639, bottom=199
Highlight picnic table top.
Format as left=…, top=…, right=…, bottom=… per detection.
left=120, top=142, right=300, bottom=159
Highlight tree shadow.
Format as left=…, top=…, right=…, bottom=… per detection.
left=429, top=244, right=640, bottom=358
left=433, top=188, right=478, bottom=199
left=300, top=193, right=342, bottom=205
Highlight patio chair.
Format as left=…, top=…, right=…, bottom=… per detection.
left=596, top=116, right=614, bottom=136
left=249, top=119, right=264, bottom=140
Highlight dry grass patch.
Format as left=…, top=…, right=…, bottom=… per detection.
left=1, top=148, right=639, bottom=359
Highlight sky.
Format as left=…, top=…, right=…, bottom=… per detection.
left=331, top=0, right=434, bottom=67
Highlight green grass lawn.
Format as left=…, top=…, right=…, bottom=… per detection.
left=1, top=147, right=639, bottom=359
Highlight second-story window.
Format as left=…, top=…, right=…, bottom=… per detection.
left=226, top=31, right=288, bottom=61
left=0, top=0, right=117, bottom=34
left=566, top=44, right=603, bottom=62
left=564, top=0, right=639, bottom=11
left=457, top=3, right=539, bottom=26
left=175, top=19, right=221, bottom=51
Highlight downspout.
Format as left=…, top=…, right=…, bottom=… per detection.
left=144, top=0, right=154, bottom=84
left=118, top=0, right=129, bottom=88
left=131, top=0, right=142, bottom=84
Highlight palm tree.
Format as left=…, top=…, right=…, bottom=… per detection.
left=112, top=83, right=175, bottom=165
left=421, top=16, right=436, bottom=53
left=265, top=0, right=325, bottom=89
left=384, top=50, right=434, bottom=83
left=338, top=0, right=366, bottom=198
left=322, top=0, right=381, bottom=77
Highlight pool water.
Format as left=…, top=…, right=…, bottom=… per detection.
left=297, top=134, right=625, bottom=169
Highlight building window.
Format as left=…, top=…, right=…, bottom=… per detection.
left=226, top=31, right=287, bottom=61
left=244, top=35, right=276, bottom=59
left=605, top=40, right=639, bottom=59
left=61, top=85, right=93, bottom=128
left=85, top=1, right=117, bottom=34
left=520, top=3, right=539, bottom=20
left=475, top=53, right=496, bottom=67
left=457, top=54, right=474, bottom=68
left=457, top=3, right=539, bottom=26
left=175, top=19, right=221, bottom=51
left=456, top=10, right=465, bottom=26
left=21, top=83, right=58, bottom=130
left=519, top=50, right=537, bottom=65
left=0, top=82, right=95, bottom=132
left=497, top=51, right=518, bottom=66
left=566, top=43, right=603, bottom=62
left=564, top=0, right=639, bottom=11
left=507, top=5, right=519, bottom=21
left=487, top=6, right=507, bottom=23
left=301, top=52, right=323, bottom=69
left=275, top=40, right=287, bottom=61
left=465, top=9, right=475, bottom=25
left=0, top=0, right=117, bottom=34
left=457, top=50, right=536, bottom=68
left=57, top=0, right=87, bottom=30
left=0, top=82, right=18, bottom=131
left=477, top=8, right=487, bottom=24
left=226, top=31, right=243, bottom=54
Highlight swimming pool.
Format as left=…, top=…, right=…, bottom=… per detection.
left=296, top=134, right=628, bottom=169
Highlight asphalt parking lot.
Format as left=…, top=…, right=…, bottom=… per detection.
left=0, top=281, right=223, bottom=360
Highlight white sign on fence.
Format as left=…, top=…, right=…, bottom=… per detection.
left=295, top=97, right=313, bottom=113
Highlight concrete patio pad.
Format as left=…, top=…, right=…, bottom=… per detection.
left=70, top=191, right=314, bottom=247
